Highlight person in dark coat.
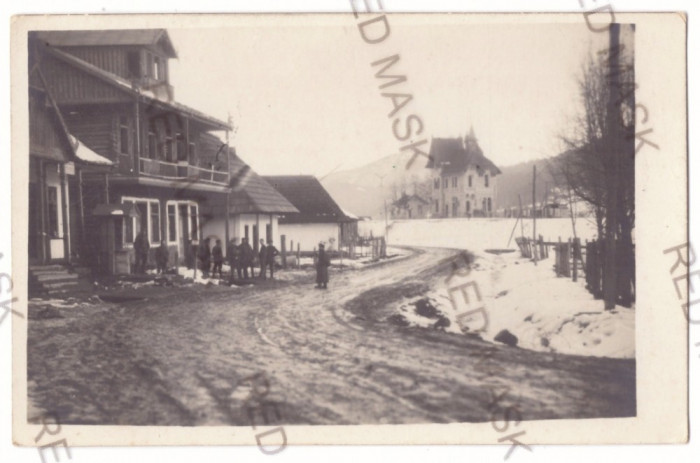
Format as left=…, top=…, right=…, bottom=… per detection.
left=265, top=239, right=279, bottom=279
left=227, top=238, right=241, bottom=282
left=315, top=243, right=330, bottom=289
left=258, top=239, right=268, bottom=279
left=240, top=238, right=254, bottom=279
left=198, top=237, right=211, bottom=277
left=134, top=229, right=150, bottom=274
left=211, top=239, right=224, bottom=279
left=155, top=240, right=169, bottom=274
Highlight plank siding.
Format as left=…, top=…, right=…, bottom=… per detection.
left=61, top=46, right=133, bottom=80
left=40, top=53, right=130, bottom=104
left=28, top=91, right=72, bottom=162
left=63, top=107, right=117, bottom=161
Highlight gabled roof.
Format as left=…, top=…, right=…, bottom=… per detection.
left=35, top=37, right=230, bottom=130
left=426, top=133, right=501, bottom=176
left=34, top=29, right=177, bottom=58
left=197, top=134, right=298, bottom=214
left=262, top=176, right=357, bottom=224
left=392, top=193, right=429, bottom=208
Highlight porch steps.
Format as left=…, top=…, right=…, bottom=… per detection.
left=28, top=264, right=88, bottom=298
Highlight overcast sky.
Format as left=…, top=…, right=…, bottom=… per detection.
left=167, top=17, right=610, bottom=176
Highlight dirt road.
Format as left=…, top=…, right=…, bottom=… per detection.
left=27, top=247, right=635, bottom=426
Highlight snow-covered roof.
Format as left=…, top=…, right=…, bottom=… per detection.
left=68, top=134, right=113, bottom=166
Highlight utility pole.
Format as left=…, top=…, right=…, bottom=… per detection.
left=532, top=165, right=537, bottom=264
left=603, top=23, right=621, bottom=311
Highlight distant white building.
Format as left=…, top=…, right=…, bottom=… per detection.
left=427, top=127, right=501, bottom=218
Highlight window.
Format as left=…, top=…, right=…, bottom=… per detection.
left=487, top=197, right=492, bottom=212
left=127, top=51, right=141, bottom=78
left=176, top=134, right=187, bottom=162
left=154, top=56, right=162, bottom=80
left=466, top=200, right=471, bottom=213
left=47, top=186, right=59, bottom=238
left=433, top=178, right=440, bottom=189
left=167, top=204, right=177, bottom=242
left=190, top=205, right=198, bottom=241
left=485, top=174, right=489, bottom=188
left=188, top=142, right=196, bottom=164
left=266, top=223, right=272, bottom=243
left=442, top=177, right=448, bottom=189
left=124, top=200, right=135, bottom=243
left=452, top=199, right=459, bottom=216
left=147, top=53, right=154, bottom=78
left=147, top=132, right=156, bottom=159
left=150, top=202, right=161, bottom=243
left=164, top=134, right=174, bottom=162
left=468, top=175, right=473, bottom=187
left=452, top=177, right=458, bottom=188
left=119, top=116, right=129, bottom=154
left=444, top=204, right=449, bottom=216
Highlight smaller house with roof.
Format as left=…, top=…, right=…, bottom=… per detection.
left=199, top=140, right=299, bottom=254
left=262, top=176, right=358, bottom=252
left=391, top=193, right=430, bottom=219
left=427, top=127, right=501, bottom=218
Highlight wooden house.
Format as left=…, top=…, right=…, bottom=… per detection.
left=262, top=176, right=358, bottom=252
left=427, top=127, right=501, bottom=218
left=28, top=50, right=113, bottom=266
left=30, top=29, right=233, bottom=272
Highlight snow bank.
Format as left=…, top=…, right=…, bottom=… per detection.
left=395, top=251, right=634, bottom=359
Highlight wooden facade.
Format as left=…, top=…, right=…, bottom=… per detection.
left=30, top=30, right=233, bottom=272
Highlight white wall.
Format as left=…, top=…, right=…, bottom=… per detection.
left=278, top=223, right=340, bottom=252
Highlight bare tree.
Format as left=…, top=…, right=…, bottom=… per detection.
left=550, top=25, right=635, bottom=309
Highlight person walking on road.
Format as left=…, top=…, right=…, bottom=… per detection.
left=134, top=229, right=150, bottom=274
left=211, top=239, right=224, bottom=279
left=258, top=239, right=268, bottom=279
left=315, top=243, right=331, bottom=289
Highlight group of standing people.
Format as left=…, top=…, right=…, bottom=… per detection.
left=134, top=230, right=169, bottom=275
left=134, top=229, right=332, bottom=289
left=197, top=237, right=279, bottom=281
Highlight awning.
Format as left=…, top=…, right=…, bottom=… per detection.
left=92, top=203, right=140, bottom=218
left=69, top=134, right=113, bottom=166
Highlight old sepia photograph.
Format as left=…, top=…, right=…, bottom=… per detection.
left=11, top=12, right=688, bottom=448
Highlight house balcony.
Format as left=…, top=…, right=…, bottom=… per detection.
left=137, top=157, right=229, bottom=186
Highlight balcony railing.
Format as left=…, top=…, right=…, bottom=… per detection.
left=138, top=158, right=229, bottom=186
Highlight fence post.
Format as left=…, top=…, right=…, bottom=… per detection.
left=563, top=239, right=571, bottom=277
left=539, top=234, right=545, bottom=259
left=572, top=238, right=578, bottom=282
left=281, top=235, right=287, bottom=269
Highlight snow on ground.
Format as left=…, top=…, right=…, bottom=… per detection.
left=396, top=251, right=634, bottom=358
left=360, top=217, right=599, bottom=250
left=177, top=267, right=224, bottom=285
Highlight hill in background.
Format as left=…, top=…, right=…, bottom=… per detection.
left=321, top=152, right=562, bottom=219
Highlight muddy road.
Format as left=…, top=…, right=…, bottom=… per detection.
left=27, top=247, right=635, bottom=426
